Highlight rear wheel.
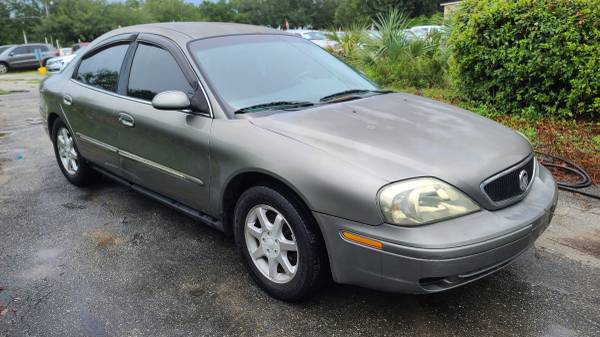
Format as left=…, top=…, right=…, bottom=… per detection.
left=234, top=185, right=328, bottom=301
left=51, top=119, right=95, bottom=186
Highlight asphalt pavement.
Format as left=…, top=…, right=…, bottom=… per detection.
left=1, top=72, right=599, bottom=337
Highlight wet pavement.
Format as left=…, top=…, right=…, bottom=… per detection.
left=1, top=72, right=599, bottom=337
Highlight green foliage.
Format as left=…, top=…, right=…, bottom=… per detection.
left=335, top=0, right=442, bottom=27
left=335, top=10, right=451, bottom=89
left=334, top=0, right=370, bottom=27
left=325, top=24, right=368, bottom=61
left=450, top=0, right=600, bottom=118
left=593, top=135, right=600, bottom=152
left=518, top=126, right=538, bottom=145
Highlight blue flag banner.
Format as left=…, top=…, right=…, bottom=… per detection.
left=34, top=48, right=43, bottom=61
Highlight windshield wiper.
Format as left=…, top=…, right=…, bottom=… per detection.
left=234, top=101, right=315, bottom=114
left=320, top=89, right=392, bottom=103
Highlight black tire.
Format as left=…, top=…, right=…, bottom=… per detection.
left=234, top=185, right=328, bottom=301
left=51, top=118, right=96, bottom=186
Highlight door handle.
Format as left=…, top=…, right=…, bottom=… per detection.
left=118, top=112, right=135, bottom=128
left=62, top=94, right=73, bottom=106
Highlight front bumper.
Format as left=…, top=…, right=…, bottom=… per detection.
left=315, top=165, right=558, bottom=293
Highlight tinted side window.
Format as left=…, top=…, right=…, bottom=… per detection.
left=127, top=43, right=192, bottom=101
left=13, top=46, right=29, bottom=55
left=75, top=44, right=129, bottom=93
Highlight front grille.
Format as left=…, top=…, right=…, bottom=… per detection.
left=483, top=156, right=535, bottom=203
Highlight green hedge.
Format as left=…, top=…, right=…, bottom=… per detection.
left=450, top=0, right=600, bottom=118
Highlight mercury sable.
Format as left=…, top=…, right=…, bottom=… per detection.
left=39, top=22, right=558, bottom=301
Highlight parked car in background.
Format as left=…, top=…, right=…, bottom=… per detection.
left=57, top=47, right=73, bottom=57
left=71, top=42, right=89, bottom=52
left=409, top=25, right=444, bottom=39
left=46, top=46, right=86, bottom=73
left=40, top=23, right=557, bottom=301
left=0, top=45, right=15, bottom=55
left=289, top=29, right=339, bottom=49
left=366, top=30, right=382, bottom=40
left=0, top=43, right=57, bottom=73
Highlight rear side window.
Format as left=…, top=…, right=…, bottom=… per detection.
left=75, top=44, right=129, bottom=93
left=127, top=43, right=192, bottom=101
left=12, top=46, right=29, bottom=55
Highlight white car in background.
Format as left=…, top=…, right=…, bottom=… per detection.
left=46, top=47, right=85, bottom=72
left=288, top=30, right=339, bottom=50
left=409, top=25, right=444, bottom=39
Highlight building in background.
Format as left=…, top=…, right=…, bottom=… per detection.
left=441, top=1, right=462, bottom=21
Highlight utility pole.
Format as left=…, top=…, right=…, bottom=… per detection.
left=43, top=1, right=50, bottom=17
left=22, top=30, right=28, bottom=44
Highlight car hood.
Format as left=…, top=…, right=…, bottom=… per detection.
left=248, top=93, right=532, bottom=209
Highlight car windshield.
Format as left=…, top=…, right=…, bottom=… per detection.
left=0, top=46, right=11, bottom=55
left=188, top=34, right=377, bottom=112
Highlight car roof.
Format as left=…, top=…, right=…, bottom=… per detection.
left=106, top=22, right=283, bottom=42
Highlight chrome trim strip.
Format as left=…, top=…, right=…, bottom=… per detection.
left=76, top=133, right=204, bottom=186
left=76, top=132, right=118, bottom=153
left=479, top=153, right=537, bottom=208
left=118, top=150, right=204, bottom=186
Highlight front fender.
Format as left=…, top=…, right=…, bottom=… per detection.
left=209, top=118, right=388, bottom=225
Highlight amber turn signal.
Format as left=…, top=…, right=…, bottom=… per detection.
left=341, top=231, right=384, bottom=249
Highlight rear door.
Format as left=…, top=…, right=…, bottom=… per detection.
left=62, top=36, right=135, bottom=174
left=113, top=34, right=212, bottom=211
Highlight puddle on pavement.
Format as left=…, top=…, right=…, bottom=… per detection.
left=2, top=90, right=30, bottom=94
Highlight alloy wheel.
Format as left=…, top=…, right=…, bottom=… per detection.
left=0, top=64, right=7, bottom=74
left=56, top=126, right=79, bottom=175
left=244, top=204, right=299, bottom=284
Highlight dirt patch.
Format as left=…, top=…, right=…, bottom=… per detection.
left=559, top=236, right=600, bottom=259
left=86, top=230, right=126, bottom=248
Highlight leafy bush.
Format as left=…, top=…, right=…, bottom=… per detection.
left=450, top=0, right=600, bottom=118
left=334, top=10, right=451, bottom=89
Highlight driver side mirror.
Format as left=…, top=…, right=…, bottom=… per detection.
left=152, top=91, right=190, bottom=110
left=8, top=52, right=14, bottom=57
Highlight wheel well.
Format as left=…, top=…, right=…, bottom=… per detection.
left=221, top=172, right=313, bottom=235
left=48, top=113, right=60, bottom=138
left=221, top=171, right=331, bottom=277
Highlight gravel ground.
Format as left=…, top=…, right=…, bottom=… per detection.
left=1, top=72, right=599, bottom=337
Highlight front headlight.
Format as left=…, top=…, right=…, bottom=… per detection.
left=378, top=178, right=480, bottom=226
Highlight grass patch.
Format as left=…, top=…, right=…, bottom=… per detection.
left=0, top=89, right=8, bottom=95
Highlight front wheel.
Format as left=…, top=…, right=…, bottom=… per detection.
left=52, top=119, right=96, bottom=186
left=0, top=63, right=8, bottom=74
left=234, top=185, right=328, bottom=301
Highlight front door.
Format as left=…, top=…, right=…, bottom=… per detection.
left=114, top=38, right=212, bottom=211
